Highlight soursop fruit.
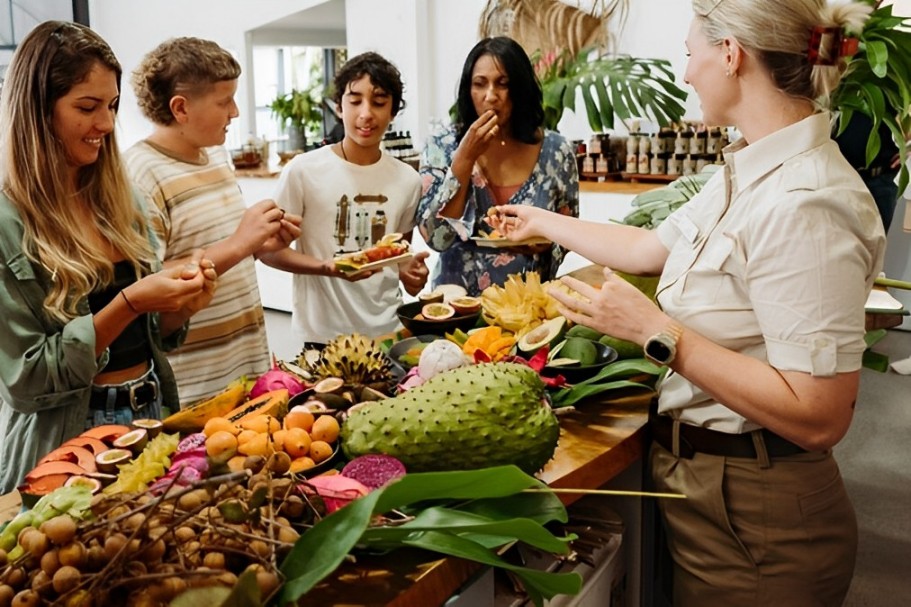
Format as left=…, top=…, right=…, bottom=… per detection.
left=340, top=362, right=559, bottom=474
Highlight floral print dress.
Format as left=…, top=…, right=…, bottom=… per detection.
left=417, top=125, right=579, bottom=296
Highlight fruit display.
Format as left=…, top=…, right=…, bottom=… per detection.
left=0, top=465, right=316, bottom=606
left=480, top=271, right=564, bottom=337
left=341, top=362, right=560, bottom=474
left=459, top=326, right=516, bottom=361
left=161, top=379, right=247, bottom=433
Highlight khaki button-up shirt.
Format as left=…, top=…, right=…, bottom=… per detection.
left=654, top=113, right=886, bottom=433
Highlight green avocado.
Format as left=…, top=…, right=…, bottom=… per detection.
left=558, top=337, right=598, bottom=366
left=598, top=334, right=643, bottom=359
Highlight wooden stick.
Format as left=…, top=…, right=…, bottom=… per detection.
left=524, top=488, right=686, bottom=499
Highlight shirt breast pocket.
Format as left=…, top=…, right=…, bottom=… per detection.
left=678, top=234, right=743, bottom=305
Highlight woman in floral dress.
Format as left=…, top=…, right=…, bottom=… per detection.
left=417, top=36, right=579, bottom=296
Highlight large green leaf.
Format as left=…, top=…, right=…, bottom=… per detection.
left=402, top=531, right=582, bottom=607
left=279, top=467, right=578, bottom=605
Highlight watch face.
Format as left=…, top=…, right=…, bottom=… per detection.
left=646, top=339, right=673, bottom=363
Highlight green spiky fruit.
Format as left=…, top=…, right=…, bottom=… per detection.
left=340, top=362, right=559, bottom=474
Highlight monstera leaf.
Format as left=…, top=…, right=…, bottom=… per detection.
left=537, top=48, right=688, bottom=132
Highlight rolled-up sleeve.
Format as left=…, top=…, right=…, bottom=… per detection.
left=417, top=126, right=476, bottom=250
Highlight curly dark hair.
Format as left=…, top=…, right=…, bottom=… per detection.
left=132, top=37, right=241, bottom=126
left=455, top=37, right=543, bottom=144
left=332, top=52, right=405, bottom=116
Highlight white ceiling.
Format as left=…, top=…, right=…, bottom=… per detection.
left=255, top=0, right=345, bottom=32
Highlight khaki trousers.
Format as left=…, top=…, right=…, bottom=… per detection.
left=650, top=442, right=857, bottom=606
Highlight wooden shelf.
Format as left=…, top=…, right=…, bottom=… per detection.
left=620, top=172, right=679, bottom=183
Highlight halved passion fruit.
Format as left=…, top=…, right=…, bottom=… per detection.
left=95, top=448, right=133, bottom=474
left=421, top=303, right=456, bottom=321
left=449, top=296, right=481, bottom=315
left=131, top=419, right=163, bottom=439
left=64, top=475, right=104, bottom=494
left=112, top=428, right=149, bottom=455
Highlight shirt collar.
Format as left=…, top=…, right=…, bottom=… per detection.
left=722, top=112, right=833, bottom=197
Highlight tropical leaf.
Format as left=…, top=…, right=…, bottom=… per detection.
left=278, top=466, right=581, bottom=606
left=539, top=49, right=687, bottom=131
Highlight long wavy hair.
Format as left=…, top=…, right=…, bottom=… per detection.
left=0, top=21, right=152, bottom=323
left=454, top=36, right=544, bottom=145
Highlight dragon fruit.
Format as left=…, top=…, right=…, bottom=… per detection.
left=249, top=367, right=306, bottom=399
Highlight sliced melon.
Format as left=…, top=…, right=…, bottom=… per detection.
left=517, top=316, right=567, bottom=353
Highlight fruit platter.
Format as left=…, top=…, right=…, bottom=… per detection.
left=0, top=269, right=666, bottom=607
left=333, top=233, right=412, bottom=275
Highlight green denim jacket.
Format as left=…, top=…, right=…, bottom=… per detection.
left=0, top=192, right=184, bottom=493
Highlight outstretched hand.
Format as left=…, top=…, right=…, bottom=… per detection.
left=548, top=267, right=664, bottom=345
left=484, top=204, right=547, bottom=242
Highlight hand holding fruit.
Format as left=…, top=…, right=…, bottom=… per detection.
left=485, top=205, right=547, bottom=242
left=549, top=268, right=664, bottom=345
left=129, top=249, right=217, bottom=315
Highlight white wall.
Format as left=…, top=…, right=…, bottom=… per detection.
left=88, top=0, right=328, bottom=147
left=88, top=0, right=697, bottom=150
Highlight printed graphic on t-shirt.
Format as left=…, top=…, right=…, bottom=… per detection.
left=334, top=193, right=390, bottom=253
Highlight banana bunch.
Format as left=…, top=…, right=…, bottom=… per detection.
left=481, top=272, right=565, bottom=337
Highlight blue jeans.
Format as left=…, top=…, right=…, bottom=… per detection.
left=85, top=365, right=163, bottom=428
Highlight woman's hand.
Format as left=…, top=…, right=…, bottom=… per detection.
left=452, top=110, right=500, bottom=177
left=485, top=204, right=549, bottom=241
left=399, top=251, right=430, bottom=296
left=128, top=249, right=218, bottom=315
left=549, top=267, right=666, bottom=344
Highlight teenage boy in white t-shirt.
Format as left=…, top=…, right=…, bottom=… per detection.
left=261, top=52, right=429, bottom=343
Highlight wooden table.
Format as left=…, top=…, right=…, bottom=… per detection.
left=296, top=395, right=651, bottom=607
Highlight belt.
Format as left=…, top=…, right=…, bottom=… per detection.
left=651, top=414, right=807, bottom=459
left=856, top=165, right=894, bottom=179
left=90, top=375, right=158, bottom=412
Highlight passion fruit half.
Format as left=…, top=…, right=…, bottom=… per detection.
left=63, top=475, right=103, bottom=494
left=95, top=448, right=132, bottom=474
left=112, top=428, right=149, bottom=455
left=421, top=303, right=456, bottom=321
left=131, top=419, right=163, bottom=439
left=449, top=296, right=481, bottom=315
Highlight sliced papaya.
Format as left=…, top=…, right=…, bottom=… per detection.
left=21, top=473, right=71, bottom=496
left=38, top=445, right=97, bottom=472
left=162, top=381, right=247, bottom=433
left=81, top=424, right=131, bottom=444
left=24, top=461, right=87, bottom=482
left=61, top=436, right=109, bottom=456
left=224, top=389, right=290, bottom=424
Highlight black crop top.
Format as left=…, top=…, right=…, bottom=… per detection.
left=88, top=261, right=153, bottom=372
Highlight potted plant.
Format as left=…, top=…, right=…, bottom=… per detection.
left=831, top=1, right=911, bottom=193
left=269, top=87, right=323, bottom=151
left=534, top=48, right=689, bottom=132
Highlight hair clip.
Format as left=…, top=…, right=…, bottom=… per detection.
left=808, top=25, right=858, bottom=66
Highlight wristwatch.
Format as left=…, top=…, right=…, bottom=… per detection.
left=644, top=321, right=684, bottom=366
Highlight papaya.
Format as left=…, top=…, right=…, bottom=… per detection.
left=224, top=389, right=290, bottom=424
left=81, top=424, right=131, bottom=444
left=62, top=436, right=109, bottom=456
left=38, top=445, right=97, bottom=472
left=162, top=380, right=247, bottom=433
left=25, top=461, right=87, bottom=482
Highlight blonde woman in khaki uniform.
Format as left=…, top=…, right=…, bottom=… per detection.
left=488, top=0, right=886, bottom=603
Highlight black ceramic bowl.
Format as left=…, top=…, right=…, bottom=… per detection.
left=543, top=340, right=619, bottom=384
left=396, top=301, right=480, bottom=336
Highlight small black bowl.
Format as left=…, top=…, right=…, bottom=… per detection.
left=396, top=301, right=480, bottom=336
left=543, top=341, right=619, bottom=384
